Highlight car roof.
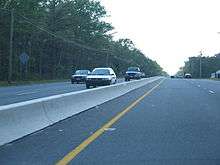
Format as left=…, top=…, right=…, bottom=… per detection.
left=93, top=67, right=113, bottom=70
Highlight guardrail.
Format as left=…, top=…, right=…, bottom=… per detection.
left=0, top=76, right=162, bottom=146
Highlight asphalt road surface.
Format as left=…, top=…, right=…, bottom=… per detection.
left=0, top=78, right=124, bottom=106
left=1, top=78, right=220, bottom=165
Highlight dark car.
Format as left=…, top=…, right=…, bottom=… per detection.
left=71, top=70, right=90, bottom=84
left=125, top=67, right=142, bottom=81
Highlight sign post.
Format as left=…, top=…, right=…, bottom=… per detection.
left=19, top=52, right=29, bottom=79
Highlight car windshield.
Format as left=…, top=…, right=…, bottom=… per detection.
left=127, top=67, right=140, bottom=71
left=91, top=69, right=110, bottom=75
left=75, top=70, right=89, bottom=75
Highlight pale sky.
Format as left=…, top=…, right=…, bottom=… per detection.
left=101, top=0, right=220, bottom=75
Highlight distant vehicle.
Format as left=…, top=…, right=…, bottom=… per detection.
left=125, top=67, right=142, bottom=81
left=170, top=75, right=175, bottom=78
left=184, top=73, right=192, bottom=78
left=85, top=68, right=117, bottom=89
left=211, top=70, right=220, bottom=79
left=71, top=70, right=90, bottom=84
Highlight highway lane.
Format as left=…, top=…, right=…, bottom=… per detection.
left=1, top=78, right=220, bottom=165
left=0, top=78, right=124, bottom=106
left=187, top=79, right=220, bottom=98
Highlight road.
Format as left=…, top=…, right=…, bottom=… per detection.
left=0, top=78, right=124, bottom=106
left=1, top=78, right=220, bottom=165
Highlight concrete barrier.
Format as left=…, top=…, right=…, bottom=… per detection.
left=0, top=77, right=162, bottom=146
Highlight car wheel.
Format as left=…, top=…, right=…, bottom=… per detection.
left=86, top=84, right=90, bottom=89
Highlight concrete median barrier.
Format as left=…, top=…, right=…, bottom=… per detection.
left=0, top=76, right=162, bottom=146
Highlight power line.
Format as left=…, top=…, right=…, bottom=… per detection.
left=0, top=7, right=105, bottom=53
left=1, top=8, right=135, bottom=63
left=16, top=12, right=103, bottom=52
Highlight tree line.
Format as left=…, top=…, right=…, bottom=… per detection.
left=0, top=0, right=164, bottom=82
left=178, top=53, right=220, bottom=78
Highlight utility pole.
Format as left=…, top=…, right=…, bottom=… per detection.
left=106, top=52, right=109, bottom=66
left=8, top=9, right=14, bottom=83
left=101, top=49, right=109, bottom=66
left=199, top=50, right=202, bottom=79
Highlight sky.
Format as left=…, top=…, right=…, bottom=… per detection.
left=101, top=0, right=220, bottom=75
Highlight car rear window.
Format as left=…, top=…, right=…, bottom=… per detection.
left=128, top=67, right=140, bottom=71
left=91, top=69, right=110, bottom=75
left=75, top=70, right=89, bottom=75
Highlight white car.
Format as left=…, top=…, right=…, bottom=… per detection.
left=184, top=73, right=192, bottom=78
left=86, top=68, right=117, bottom=89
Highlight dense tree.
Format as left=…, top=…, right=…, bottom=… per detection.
left=0, top=0, right=163, bottom=82
left=181, top=55, right=220, bottom=78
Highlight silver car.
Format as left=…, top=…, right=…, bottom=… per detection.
left=71, top=70, right=90, bottom=84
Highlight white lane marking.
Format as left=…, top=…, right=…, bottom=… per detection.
left=104, top=128, right=116, bottom=131
left=197, top=85, right=201, bottom=87
left=209, top=90, right=215, bottom=94
left=16, top=91, right=39, bottom=96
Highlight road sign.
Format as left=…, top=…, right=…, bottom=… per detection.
left=19, top=52, right=29, bottom=65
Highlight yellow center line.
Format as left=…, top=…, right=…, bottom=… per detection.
left=56, top=79, right=165, bottom=165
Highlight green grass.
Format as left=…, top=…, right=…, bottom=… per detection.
left=0, top=79, right=69, bottom=87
